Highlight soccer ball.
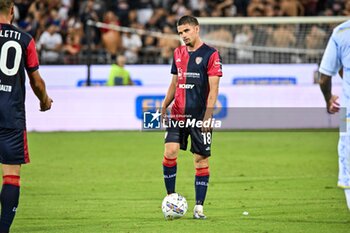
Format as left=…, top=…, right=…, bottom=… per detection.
left=161, top=193, right=188, bottom=220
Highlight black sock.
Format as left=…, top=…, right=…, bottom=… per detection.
left=195, top=175, right=209, bottom=205
left=163, top=164, right=177, bottom=194
left=0, top=182, right=20, bottom=233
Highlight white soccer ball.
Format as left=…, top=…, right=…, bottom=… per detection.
left=161, top=193, right=188, bottom=220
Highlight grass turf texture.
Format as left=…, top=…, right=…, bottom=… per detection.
left=11, top=131, right=350, bottom=233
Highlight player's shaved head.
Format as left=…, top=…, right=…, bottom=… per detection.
left=177, top=15, right=199, bottom=27
left=0, top=0, right=13, bottom=15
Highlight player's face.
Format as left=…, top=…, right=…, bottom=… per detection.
left=177, top=24, right=199, bottom=47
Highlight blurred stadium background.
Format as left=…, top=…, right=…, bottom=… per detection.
left=16, top=0, right=347, bottom=131
left=14, top=0, right=350, bottom=65
left=12, top=0, right=350, bottom=232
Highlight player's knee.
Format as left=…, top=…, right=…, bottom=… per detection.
left=194, top=154, right=208, bottom=165
left=2, top=164, right=21, bottom=176
left=164, top=148, right=178, bottom=159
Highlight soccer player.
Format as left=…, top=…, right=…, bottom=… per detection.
left=319, top=19, right=350, bottom=211
left=161, top=15, right=222, bottom=219
left=0, top=1, right=52, bottom=232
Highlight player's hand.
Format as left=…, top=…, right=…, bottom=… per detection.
left=40, top=96, right=53, bottom=112
left=201, top=116, right=212, bottom=132
left=327, top=95, right=340, bottom=114
left=161, top=107, right=169, bottom=125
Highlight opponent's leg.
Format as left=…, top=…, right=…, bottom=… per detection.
left=193, top=154, right=209, bottom=219
left=338, top=135, right=350, bottom=210
left=163, top=143, right=180, bottom=194
left=0, top=165, right=21, bottom=233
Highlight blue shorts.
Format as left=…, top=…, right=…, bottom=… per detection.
left=0, top=128, right=30, bottom=164
left=164, top=124, right=212, bottom=157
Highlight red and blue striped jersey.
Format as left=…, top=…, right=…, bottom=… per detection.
left=171, top=43, right=222, bottom=120
left=0, top=23, right=39, bottom=129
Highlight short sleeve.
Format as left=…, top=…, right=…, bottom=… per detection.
left=171, top=55, right=177, bottom=75
left=25, top=38, right=39, bottom=73
left=207, top=51, right=222, bottom=77
left=319, top=33, right=342, bottom=76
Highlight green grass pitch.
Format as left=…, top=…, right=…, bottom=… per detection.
left=11, top=131, right=350, bottom=233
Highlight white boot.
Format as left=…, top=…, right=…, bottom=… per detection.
left=193, top=205, right=206, bottom=219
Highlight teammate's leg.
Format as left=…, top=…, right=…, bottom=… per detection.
left=163, top=143, right=180, bottom=194
left=0, top=165, right=21, bottom=233
left=0, top=128, right=29, bottom=232
left=337, top=135, right=350, bottom=210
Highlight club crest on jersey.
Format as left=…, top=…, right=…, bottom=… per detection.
left=195, top=57, right=202, bottom=64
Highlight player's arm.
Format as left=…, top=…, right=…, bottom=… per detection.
left=202, top=76, right=220, bottom=132
left=319, top=72, right=339, bottom=114
left=28, top=70, right=53, bottom=111
left=161, top=75, right=177, bottom=117
left=25, top=37, right=52, bottom=111
left=318, top=28, right=342, bottom=114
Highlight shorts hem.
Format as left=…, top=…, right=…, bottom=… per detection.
left=190, top=149, right=211, bottom=157
left=1, top=161, right=29, bottom=165
left=164, top=139, right=180, bottom=144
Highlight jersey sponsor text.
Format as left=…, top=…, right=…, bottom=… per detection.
left=179, top=84, right=194, bottom=89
